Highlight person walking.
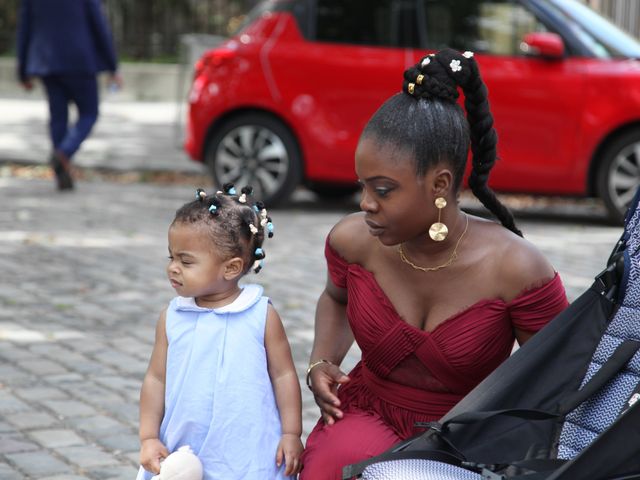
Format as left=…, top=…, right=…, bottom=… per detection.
left=16, top=0, right=121, bottom=191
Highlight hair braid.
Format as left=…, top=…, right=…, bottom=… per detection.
left=364, top=49, right=523, bottom=236
left=408, top=49, right=521, bottom=236
left=456, top=54, right=522, bottom=236
left=403, top=66, right=459, bottom=103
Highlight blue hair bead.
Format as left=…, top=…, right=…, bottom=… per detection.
left=229, top=187, right=237, bottom=195
left=209, top=205, right=217, bottom=213
left=267, top=222, right=274, bottom=233
left=253, top=205, right=260, bottom=212
left=255, top=248, right=264, bottom=256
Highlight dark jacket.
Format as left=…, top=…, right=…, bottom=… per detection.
left=16, top=0, right=118, bottom=81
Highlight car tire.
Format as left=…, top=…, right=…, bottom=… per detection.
left=596, top=130, right=640, bottom=224
left=204, top=113, right=302, bottom=206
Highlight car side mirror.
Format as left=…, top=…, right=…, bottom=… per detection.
left=520, top=32, right=565, bottom=59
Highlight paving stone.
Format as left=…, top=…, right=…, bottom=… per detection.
left=0, top=392, right=31, bottom=415
left=95, top=432, right=140, bottom=453
left=70, top=383, right=124, bottom=405
left=27, top=344, right=73, bottom=358
left=66, top=359, right=119, bottom=376
left=108, top=337, right=146, bottom=356
left=44, top=373, right=85, bottom=386
left=0, top=433, right=40, bottom=454
left=0, top=462, right=21, bottom=480
left=89, top=465, right=139, bottom=480
left=40, top=476, right=92, bottom=480
left=68, top=415, right=130, bottom=436
left=0, top=365, right=33, bottom=385
left=41, top=400, right=97, bottom=418
left=5, top=450, right=72, bottom=477
left=7, top=411, right=61, bottom=429
left=17, top=360, right=69, bottom=377
left=55, top=445, right=121, bottom=468
left=28, top=429, right=85, bottom=448
left=0, top=421, right=13, bottom=432
left=99, top=403, right=139, bottom=425
left=0, top=345, right=37, bottom=362
left=94, top=376, right=141, bottom=397
left=13, top=386, right=69, bottom=401
left=124, top=451, right=139, bottom=465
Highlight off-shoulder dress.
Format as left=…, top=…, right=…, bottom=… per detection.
left=300, top=237, right=569, bottom=480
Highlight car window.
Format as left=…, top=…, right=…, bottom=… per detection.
left=422, top=0, right=548, bottom=55
left=314, top=0, right=420, bottom=47
left=546, top=0, right=640, bottom=59
left=233, top=0, right=304, bottom=36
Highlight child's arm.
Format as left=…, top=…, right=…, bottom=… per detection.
left=265, top=303, right=304, bottom=476
left=139, top=308, right=169, bottom=474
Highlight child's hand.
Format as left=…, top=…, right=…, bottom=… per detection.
left=140, top=438, right=169, bottom=474
left=276, top=433, right=303, bottom=476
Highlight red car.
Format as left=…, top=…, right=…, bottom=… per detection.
left=185, top=0, right=640, bottom=222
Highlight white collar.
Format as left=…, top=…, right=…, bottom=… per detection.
left=175, top=284, right=264, bottom=314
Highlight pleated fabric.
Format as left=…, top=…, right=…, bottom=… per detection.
left=300, top=237, right=568, bottom=480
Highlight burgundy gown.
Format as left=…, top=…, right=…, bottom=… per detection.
left=300, top=237, right=569, bottom=480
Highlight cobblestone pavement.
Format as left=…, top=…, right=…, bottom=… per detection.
left=0, top=176, right=623, bottom=479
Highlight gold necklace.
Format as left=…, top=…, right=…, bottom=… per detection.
left=398, top=213, right=469, bottom=272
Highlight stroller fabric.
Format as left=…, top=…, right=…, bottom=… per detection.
left=558, top=202, right=640, bottom=460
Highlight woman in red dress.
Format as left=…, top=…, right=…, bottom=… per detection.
left=300, top=49, right=569, bottom=479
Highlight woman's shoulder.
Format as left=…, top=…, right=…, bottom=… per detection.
left=475, top=218, right=557, bottom=301
left=327, top=212, right=373, bottom=264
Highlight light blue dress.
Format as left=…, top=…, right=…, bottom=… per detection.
left=137, top=284, right=292, bottom=480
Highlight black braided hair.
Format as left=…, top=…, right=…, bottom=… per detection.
left=363, top=49, right=522, bottom=237
left=173, top=187, right=269, bottom=274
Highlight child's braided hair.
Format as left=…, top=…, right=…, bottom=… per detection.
left=172, top=184, right=274, bottom=274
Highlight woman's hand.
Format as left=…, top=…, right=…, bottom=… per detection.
left=309, top=362, right=350, bottom=425
left=140, top=437, right=168, bottom=474
left=276, top=433, right=303, bottom=476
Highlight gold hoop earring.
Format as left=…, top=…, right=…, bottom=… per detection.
left=429, top=197, right=448, bottom=241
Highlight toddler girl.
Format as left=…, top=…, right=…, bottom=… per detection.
left=137, top=185, right=303, bottom=479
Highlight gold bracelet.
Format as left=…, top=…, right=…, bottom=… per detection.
left=305, top=359, right=333, bottom=391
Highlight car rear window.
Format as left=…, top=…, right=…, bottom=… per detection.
left=314, top=0, right=420, bottom=48
left=232, top=0, right=306, bottom=36
left=311, top=0, right=548, bottom=55
left=421, top=0, right=548, bottom=55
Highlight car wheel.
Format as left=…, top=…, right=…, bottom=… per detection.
left=204, top=114, right=302, bottom=206
left=597, top=129, right=640, bottom=224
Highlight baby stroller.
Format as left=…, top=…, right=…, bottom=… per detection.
left=344, top=189, right=640, bottom=480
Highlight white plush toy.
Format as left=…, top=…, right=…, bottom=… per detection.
left=151, top=445, right=203, bottom=480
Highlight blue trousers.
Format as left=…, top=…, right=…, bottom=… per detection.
left=42, top=74, right=99, bottom=161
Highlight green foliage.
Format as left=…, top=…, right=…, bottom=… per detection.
left=0, top=0, right=255, bottom=61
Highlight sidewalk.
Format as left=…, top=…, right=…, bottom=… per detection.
left=0, top=176, right=361, bottom=479
left=0, top=95, right=202, bottom=174
left=0, top=174, right=623, bottom=479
